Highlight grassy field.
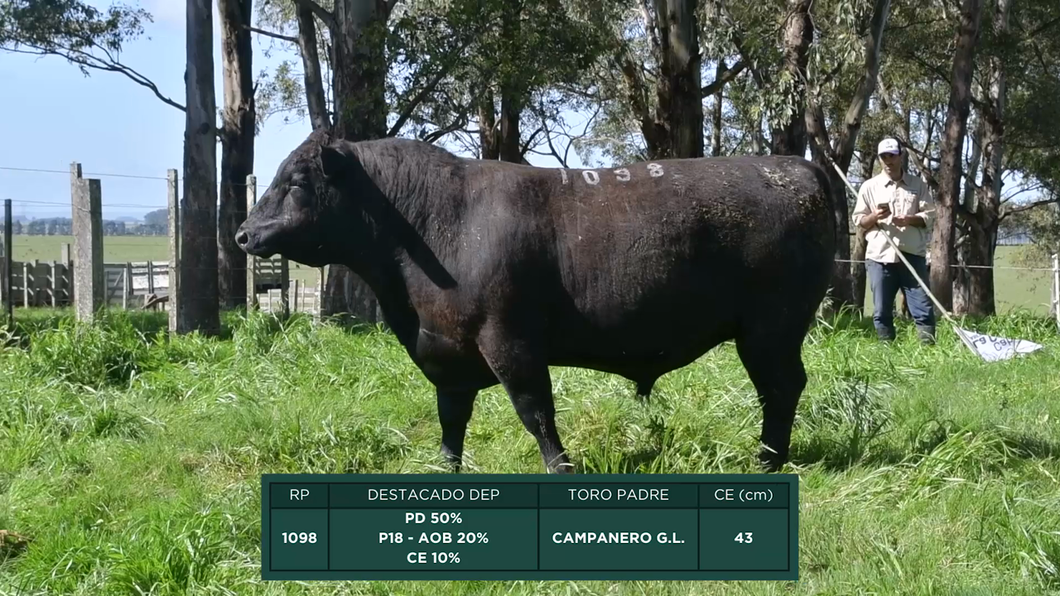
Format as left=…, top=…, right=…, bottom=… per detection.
left=0, top=308, right=1058, bottom=595
left=7, top=235, right=1055, bottom=314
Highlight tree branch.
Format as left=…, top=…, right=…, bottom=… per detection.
left=422, top=116, right=469, bottom=144
left=518, top=127, right=545, bottom=157
left=1023, top=14, right=1060, bottom=39
left=1002, top=197, right=1058, bottom=216
left=730, top=33, right=766, bottom=88
left=295, top=2, right=330, bottom=131
left=290, top=0, right=336, bottom=31
left=6, top=43, right=186, bottom=111
left=386, top=37, right=474, bottom=137
left=701, top=59, right=746, bottom=97
left=246, top=25, right=298, bottom=44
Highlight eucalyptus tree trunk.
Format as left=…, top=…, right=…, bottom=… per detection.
left=479, top=89, right=499, bottom=160
left=618, top=0, right=707, bottom=160
left=318, top=0, right=390, bottom=324
left=218, top=0, right=255, bottom=309
left=770, top=0, right=812, bottom=156
left=954, top=0, right=1010, bottom=317
left=181, top=0, right=220, bottom=334
left=806, top=0, right=890, bottom=310
left=296, top=3, right=330, bottom=131
left=654, top=0, right=703, bottom=158
left=852, top=135, right=877, bottom=315
left=496, top=2, right=525, bottom=163
left=931, top=0, right=985, bottom=312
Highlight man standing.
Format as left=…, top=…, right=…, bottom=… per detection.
left=852, top=137, right=937, bottom=344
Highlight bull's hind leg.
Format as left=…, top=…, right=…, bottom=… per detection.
left=477, top=326, right=572, bottom=474
left=635, top=378, right=656, bottom=403
left=735, top=332, right=808, bottom=472
left=437, top=387, right=477, bottom=472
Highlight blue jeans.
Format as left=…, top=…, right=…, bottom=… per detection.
left=866, top=253, right=935, bottom=339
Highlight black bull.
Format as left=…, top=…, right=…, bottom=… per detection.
left=236, top=130, right=836, bottom=473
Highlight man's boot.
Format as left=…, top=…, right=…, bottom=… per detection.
left=917, top=325, right=936, bottom=345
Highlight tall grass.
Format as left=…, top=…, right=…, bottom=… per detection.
left=0, top=308, right=1058, bottom=595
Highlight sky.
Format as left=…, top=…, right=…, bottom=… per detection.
left=0, top=0, right=582, bottom=223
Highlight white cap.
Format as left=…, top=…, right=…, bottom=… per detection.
left=877, top=138, right=901, bottom=155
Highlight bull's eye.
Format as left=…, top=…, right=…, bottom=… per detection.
left=288, top=186, right=312, bottom=208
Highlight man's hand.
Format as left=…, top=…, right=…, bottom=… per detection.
left=860, top=206, right=891, bottom=230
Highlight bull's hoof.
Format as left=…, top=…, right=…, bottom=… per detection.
left=551, top=462, right=576, bottom=474
left=758, top=448, right=786, bottom=473
left=546, top=454, right=575, bottom=474
left=440, top=446, right=463, bottom=473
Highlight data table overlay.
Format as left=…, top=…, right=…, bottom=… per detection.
left=262, top=473, right=799, bottom=581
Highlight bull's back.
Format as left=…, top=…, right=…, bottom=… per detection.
left=537, top=155, right=833, bottom=366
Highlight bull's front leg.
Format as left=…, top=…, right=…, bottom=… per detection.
left=477, top=325, right=572, bottom=474
left=437, top=387, right=477, bottom=472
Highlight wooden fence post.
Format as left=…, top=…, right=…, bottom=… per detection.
left=168, top=169, right=181, bottom=333
left=246, top=174, right=257, bottom=309
left=2, top=199, right=11, bottom=328
left=72, top=164, right=104, bottom=322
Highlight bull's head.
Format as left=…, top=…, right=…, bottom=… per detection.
left=235, top=130, right=364, bottom=268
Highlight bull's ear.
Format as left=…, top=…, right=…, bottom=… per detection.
left=320, top=144, right=349, bottom=180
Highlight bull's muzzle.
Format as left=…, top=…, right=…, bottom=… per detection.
left=235, top=224, right=274, bottom=258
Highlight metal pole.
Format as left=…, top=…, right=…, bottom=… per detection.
left=246, top=174, right=258, bottom=309
left=1053, top=252, right=1059, bottom=332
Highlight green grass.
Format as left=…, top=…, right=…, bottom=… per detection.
left=1, top=308, right=1059, bottom=595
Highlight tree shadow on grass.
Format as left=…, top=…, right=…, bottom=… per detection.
left=998, top=431, right=1060, bottom=460
left=790, top=423, right=1060, bottom=473
left=789, top=435, right=909, bottom=471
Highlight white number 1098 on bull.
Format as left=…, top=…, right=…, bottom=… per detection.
left=282, top=532, right=318, bottom=544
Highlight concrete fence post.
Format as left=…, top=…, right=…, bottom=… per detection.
left=71, top=164, right=104, bottom=323
left=168, top=169, right=181, bottom=332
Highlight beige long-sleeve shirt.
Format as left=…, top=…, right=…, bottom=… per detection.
left=852, top=171, right=935, bottom=263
